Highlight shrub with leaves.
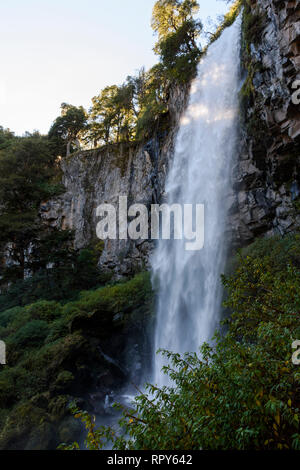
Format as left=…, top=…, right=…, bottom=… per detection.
left=64, top=234, right=300, bottom=450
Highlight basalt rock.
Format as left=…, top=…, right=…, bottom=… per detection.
left=228, top=0, right=300, bottom=249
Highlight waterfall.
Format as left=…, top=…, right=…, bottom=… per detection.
left=151, top=17, right=241, bottom=386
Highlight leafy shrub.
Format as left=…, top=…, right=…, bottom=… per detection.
left=0, top=272, right=153, bottom=448
left=61, top=272, right=152, bottom=329
left=67, top=234, right=300, bottom=450
left=0, top=372, right=15, bottom=408
left=45, top=318, right=69, bottom=344
left=10, top=320, right=50, bottom=349
left=0, top=307, right=23, bottom=328
left=25, top=301, right=62, bottom=323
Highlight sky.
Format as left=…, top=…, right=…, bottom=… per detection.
left=0, top=0, right=229, bottom=135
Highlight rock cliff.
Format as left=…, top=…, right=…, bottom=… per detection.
left=229, top=0, right=300, bottom=248
left=41, top=0, right=300, bottom=272
left=41, top=85, right=189, bottom=277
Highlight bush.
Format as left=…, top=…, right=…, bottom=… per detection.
left=0, top=272, right=154, bottom=449
left=45, top=318, right=69, bottom=344
left=10, top=320, right=50, bottom=349
left=0, top=307, right=23, bottom=328
left=67, top=234, right=300, bottom=450
left=25, top=301, right=62, bottom=323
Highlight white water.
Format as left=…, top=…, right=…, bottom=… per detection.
left=152, top=18, right=241, bottom=386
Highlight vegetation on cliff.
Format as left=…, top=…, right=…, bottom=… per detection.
left=49, top=1, right=204, bottom=151
left=48, top=1, right=245, bottom=153
left=0, top=129, right=65, bottom=287
left=0, top=272, right=153, bottom=449
left=1, top=0, right=298, bottom=452
left=0, top=0, right=210, bottom=449
left=66, top=233, right=300, bottom=450
left=0, top=126, right=112, bottom=310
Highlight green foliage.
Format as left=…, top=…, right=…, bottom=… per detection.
left=10, top=320, right=50, bottom=349
left=78, top=271, right=152, bottom=311
left=68, top=234, right=300, bottom=450
left=135, top=64, right=169, bottom=140
left=85, top=0, right=243, bottom=146
left=85, top=0, right=203, bottom=147
left=48, top=103, right=87, bottom=156
left=0, top=126, right=15, bottom=150
left=58, top=404, right=103, bottom=450
left=0, top=307, right=23, bottom=329
left=88, top=85, right=127, bottom=146
left=157, top=20, right=202, bottom=83
left=25, top=301, right=63, bottom=323
left=0, top=132, right=63, bottom=284
left=0, top=133, right=57, bottom=212
left=151, top=0, right=199, bottom=45
left=242, top=0, right=266, bottom=48
left=207, top=0, right=242, bottom=46
left=0, top=272, right=153, bottom=449
left=44, top=0, right=243, bottom=150
left=0, top=401, right=55, bottom=450
left=0, top=234, right=106, bottom=311
left=152, top=0, right=202, bottom=85
left=88, top=67, right=168, bottom=145
left=44, top=318, right=69, bottom=344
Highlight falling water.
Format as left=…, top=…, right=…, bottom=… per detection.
left=152, top=17, right=241, bottom=386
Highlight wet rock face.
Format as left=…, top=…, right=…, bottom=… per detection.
left=40, top=84, right=189, bottom=278
left=228, top=0, right=300, bottom=248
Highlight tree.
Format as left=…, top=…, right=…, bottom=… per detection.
left=158, top=20, right=202, bottom=82
left=135, top=64, right=169, bottom=139
left=49, top=103, right=87, bottom=156
left=0, top=133, right=59, bottom=281
left=88, top=83, right=137, bottom=146
left=86, top=1, right=202, bottom=148
left=114, top=82, right=136, bottom=142
left=126, top=68, right=148, bottom=118
left=0, top=126, right=15, bottom=151
left=88, top=86, right=120, bottom=146
left=152, top=0, right=200, bottom=46
left=151, top=0, right=202, bottom=84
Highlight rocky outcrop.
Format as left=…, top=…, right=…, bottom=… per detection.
left=228, top=0, right=300, bottom=247
left=41, top=85, right=189, bottom=278
left=41, top=0, right=299, bottom=271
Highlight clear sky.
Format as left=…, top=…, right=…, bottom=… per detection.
left=0, top=0, right=229, bottom=135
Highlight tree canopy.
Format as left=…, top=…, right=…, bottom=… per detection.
left=151, top=0, right=200, bottom=44
left=48, top=103, right=87, bottom=156
left=83, top=0, right=202, bottom=149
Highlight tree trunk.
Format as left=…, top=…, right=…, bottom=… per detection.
left=66, top=140, right=71, bottom=157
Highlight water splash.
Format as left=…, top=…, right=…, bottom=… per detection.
left=152, top=17, right=241, bottom=386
